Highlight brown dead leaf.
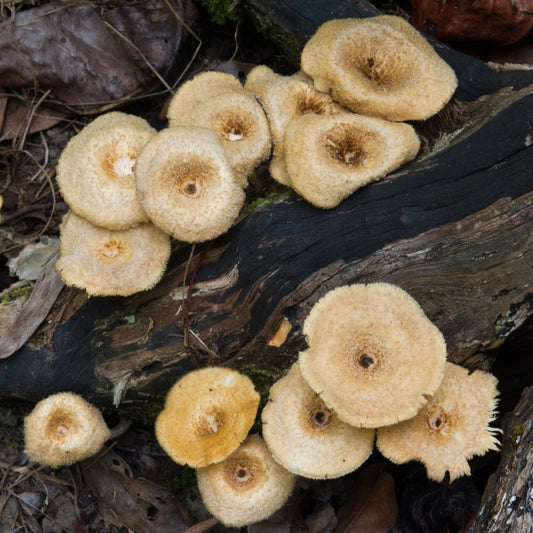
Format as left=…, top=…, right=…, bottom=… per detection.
left=0, top=0, right=184, bottom=114
left=82, top=450, right=189, bottom=533
left=305, top=502, right=337, bottom=533
left=335, top=463, right=398, bottom=533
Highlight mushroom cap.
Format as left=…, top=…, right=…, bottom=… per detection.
left=155, top=367, right=260, bottom=468
left=196, top=434, right=296, bottom=527
left=56, top=111, right=156, bottom=230
left=55, top=211, right=170, bottom=297
left=245, top=65, right=344, bottom=185
left=170, top=90, right=271, bottom=187
left=301, top=15, right=458, bottom=121
left=167, top=71, right=246, bottom=123
left=283, top=112, right=420, bottom=208
left=262, top=362, right=375, bottom=479
left=24, top=392, right=111, bottom=468
left=135, top=126, right=246, bottom=243
left=298, top=283, right=447, bottom=428
left=376, top=362, right=500, bottom=482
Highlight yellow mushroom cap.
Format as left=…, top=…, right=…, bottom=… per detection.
left=283, top=112, right=420, bottom=208
left=196, top=434, right=296, bottom=527
left=298, top=283, right=447, bottom=428
left=262, top=362, right=375, bottom=479
left=167, top=71, right=246, bottom=122
left=301, top=16, right=458, bottom=121
left=134, top=126, right=246, bottom=243
left=245, top=65, right=344, bottom=186
left=55, top=211, right=170, bottom=297
left=376, top=362, right=501, bottom=482
left=56, top=111, right=156, bottom=230
left=155, top=367, right=260, bottom=468
left=24, top=392, right=111, bottom=468
left=170, top=90, right=271, bottom=187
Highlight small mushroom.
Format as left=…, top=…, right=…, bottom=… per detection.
left=196, top=434, right=296, bottom=527
left=262, top=362, right=375, bottom=479
left=301, top=15, right=458, bottom=121
left=283, top=111, right=420, bottom=208
left=376, top=362, right=501, bottom=482
left=55, top=211, right=170, bottom=297
left=298, top=283, right=447, bottom=428
left=134, top=126, right=246, bottom=243
left=24, top=392, right=111, bottom=468
left=245, top=65, right=344, bottom=185
left=56, top=111, right=156, bottom=230
left=155, top=367, right=260, bottom=468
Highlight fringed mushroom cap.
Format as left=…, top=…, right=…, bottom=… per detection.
left=245, top=65, right=344, bottom=185
left=196, top=434, right=296, bottom=527
left=169, top=90, right=271, bottom=187
left=135, top=126, right=245, bottom=243
left=56, top=111, right=155, bottom=230
left=55, top=211, right=170, bottom=297
left=301, top=15, right=458, bottom=121
left=24, top=392, right=111, bottom=468
left=376, top=362, right=501, bottom=482
left=155, top=367, right=260, bottom=468
left=167, top=71, right=245, bottom=122
left=283, top=112, right=420, bottom=208
left=262, top=362, right=375, bottom=479
left=298, top=283, right=447, bottom=428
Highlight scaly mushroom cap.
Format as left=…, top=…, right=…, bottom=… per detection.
left=135, top=126, right=245, bottom=242
left=24, top=392, right=111, bottom=468
left=56, top=211, right=170, bottom=297
left=155, top=367, right=260, bottom=468
left=301, top=15, right=458, bottom=121
left=196, top=434, right=296, bottom=527
left=170, top=90, right=271, bottom=187
left=377, top=362, right=500, bottom=482
left=299, top=283, right=447, bottom=428
left=283, top=112, right=420, bottom=208
left=167, top=71, right=246, bottom=122
left=245, top=65, right=345, bottom=185
left=262, top=362, right=375, bottom=479
left=56, top=111, right=155, bottom=230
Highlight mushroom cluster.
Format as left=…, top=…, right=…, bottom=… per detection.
left=260, top=283, right=500, bottom=483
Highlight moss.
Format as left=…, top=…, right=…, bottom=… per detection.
left=165, top=466, right=197, bottom=493
left=0, top=282, right=33, bottom=305
left=506, top=424, right=523, bottom=447
left=201, top=0, right=242, bottom=25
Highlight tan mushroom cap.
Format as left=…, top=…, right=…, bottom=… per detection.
left=299, top=283, right=447, bottom=428
left=24, top=392, right=111, bottom=468
left=167, top=71, right=246, bottom=122
left=55, top=211, right=170, bottom=297
left=245, top=65, right=344, bottom=185
left=301, top=15, right=458, bottom=121
left=56, top=111, right=156, bottom=230
left=283, top=112, right=420, bottom=208
left=155, top=367, right=260, bottom=468
left=135, top=126, right=245, bottom=243
left=196, top=434, right=296, bottom=527
left=377, top=362, right=500, bottom=482
left=262, top=362, right=375, bottom=479
left=170, top=90, right=271, bottom=187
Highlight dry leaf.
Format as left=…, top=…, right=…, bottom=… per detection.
left=335, top=463, right=398, bottom=533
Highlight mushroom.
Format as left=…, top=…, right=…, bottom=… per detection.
left=298, top=283, right=447, bottom=428
left=55, top=211, right=170, bottom=297
left=134, top=126, right=246, bottom=243
left=376, top=362, right=501, bottom=482
left=155, top=367, right=260, bottom=468
left=196, top=433, right=296, bottom=527
left=24, top=392, right=111, bottom=468
left=167, top=72, right=271, bottom=187
left=245, top=65, right=344, bottom=186
left=56, top=111, right=156, bottom=230
left=262, top=361, right=375, bottom=479
left=300, top=15, right=458, bottom=121
left=283, top=111, right=420, bottom=208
